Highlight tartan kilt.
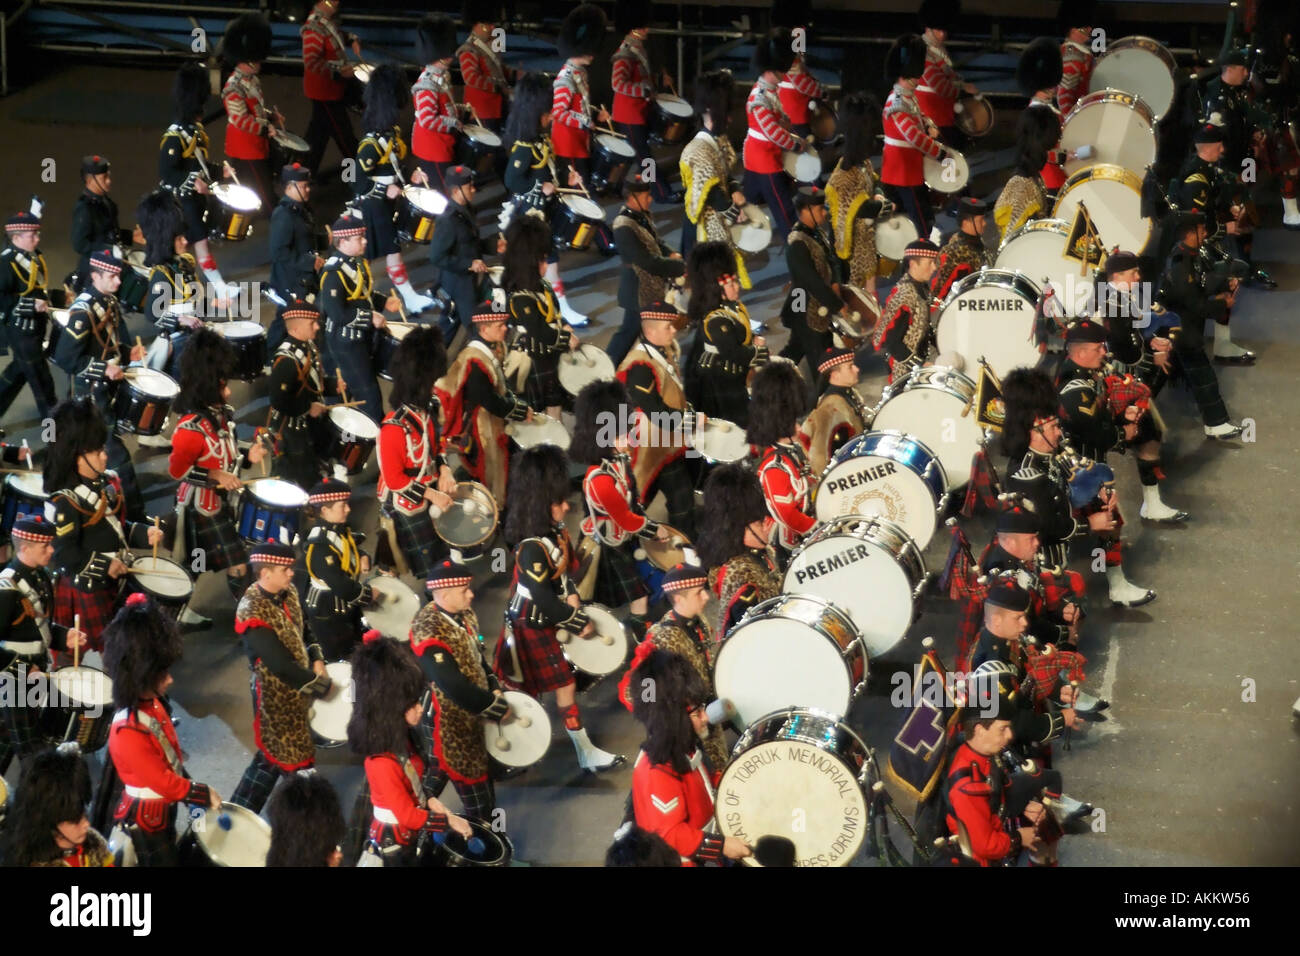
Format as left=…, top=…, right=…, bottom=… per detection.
left=595, top=539, right=649, bottom=609
left=384, top=504, right=447, bottom=578
left=495, top=620, right=576, bottom=695
left=187, top=503, right=248, bottom=571
left=524, top=353, right=566, bottom=410
left=53, top=577, right=122, bottom=654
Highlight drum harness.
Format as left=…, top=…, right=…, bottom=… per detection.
left=699, top=303, right=755, bottom=374
left=0, top=569, right=52, bottom=656
left=159, top=123, right=212, bottom=196
left=7, top=250, right=49, bottom=334
left=60, top=480, right=133, bottom=588
left=324, top=256, right=376, bottom=340
left=303, top=525, right=362, bottom=614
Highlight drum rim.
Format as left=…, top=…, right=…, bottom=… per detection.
left=328, top=404, right=380, bottom=437
left=486, top=691, right=552, bottom=768
left=245, top=477, right=310, bottom=507
left=195, top=803, right=273, bottom=865
left=125, top=367, right=182, bottom=397
left=1063, top=87, right=1155, bottom=129
left=211, top=183, right=263, bottom=210
left=129, top=556, right=195, bottom=598
left=4, top=471, right=47, bottom=495
left=360, top=575, right=421, bottom=637
left=943, top=266, right=1042, bottom=306
left=595, top=133, right=638, bottom=156
left=436, top=818, right=511, bottom=865
left=309, top=661, right=355, bottom=745
left=48, top=664, right=113, bottom=703
left=802, top=512, right=927, bottom=577
left=435, top=481, right=500, bottom=548
left=217, top=320, right=266, bottom=337
left=561, top=194, right=605, bottom=217
left=836, top=427, right=951, bottom=489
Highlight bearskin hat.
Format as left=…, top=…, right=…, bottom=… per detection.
left=502, top=213, right=553, bottom=292
left=1014, top=105, right=1057, bottom=174
left=220, top=12, right=272, bottom=67
left=172, top=62, right=210, bottom=124
left=770, top=0, right=809, bottom=30
left=559, top=3, right=608, bottom=59
left=1058, top=0, right=1097, bottom=33
left=919, top=0, right=960, bottom=31
left=462, top=0, right=510, bottom=29
left=347, top=634, right=427, bottom=758
left=136, top=189, right=184, bottom=268
left=631, top=648, right=707, bottom=773
left=746, top=359, right=808, bottom=448
left=504, top=443, right=572, bottom=547
left=388, top=325, right=447, bottom=412
left=692, top=70, right=735, bottom=128
left=102, top=594, right=184, bottom=711
left=697, top=462, right=768, bottom=570
left=266, top=773, right=346, bottom=867
left=840, top=90, right=880, bottom=167
left=0, top=744, right=94, bottom=866
left=43, top=398, right=107, bottom=495
left=615, top=0, right=652, bottom=35
left=570, top=379, right=632, bottom=466
left=503, top=70, right=554, bottom=145
left=417, top=13, right=459, bottom=63
left=753, top=27, right=798, bottom=75
left=885, top=33, right=928, bottom=81
left=362, top=63, right=408, bottom=133
left=1017, top=37, right=1063, bottom=96
left=687, top=239, right=737, bottom=290
left=605, top=823, right=681, bottom=866
left=1000, top=367, right=1059, bottom=458
left=177, top=327, right=237, bottom=414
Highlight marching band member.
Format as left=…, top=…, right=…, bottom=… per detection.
left=269, top=296, right=335, bottom=490
left=994, top=127, right=1050, bottom=243
left=881, top=33, right=946, bottom=238
left=743, top=27, right=803, bottom=238
left=0, top=208, right=58, bottom=419
left=572, top=380, right=669, bottom=641
left=265, top=771, right=345, bottom=867
left=69, top=155, right=138, bottom=291
left=101, top=594, right=221, bottom=867
left=932, top=197, right=991, bottom=300
left=1250, top=2, right=1300, bottom=231
left=412, top=14, right=463, bottom=195
left=505, top=214, right=580, bottom=419
left=826, top=92, right=887, bottom=295
left=376, top=326, right=457, bottom=576
left=697, top=463, right=782, bottom=640
left=1056, top=3, right=1096, bottom=116
left=300, top=0, right=360, bottom=178
left=436, top=297, right=532, bottom=504
left=1001, top=368, right=1156, bottom=608
left=778, top=186, right=845, bottom=379
left=0, top=743, right=112, bottom=867
left=409, top=559, right=510, bottom=822
left=0, top=517, right=87, bottom=775
left=628, top=648, right=749, bottom=865
left=684, top=240, right=766, bottom=425
left=609, top=173, right=685, bottom=365
left=552, top=4, right=611, bottom=192
left=772, top=2, right=825, bottom=140
left=916, top=0, right=977, bottom=148
left=458, top=3, right=513, bottom=136
left=749, top=361, right=815, bottom=566
left=1095, top=249, right=1174, bottom=381
left=230, top=541, right=333, bottom=814
left=428, top=164, right=503, bottom=337
left=496, top=444, right=626, bottom=773
left=136, top=189, right=202, bottom=391
left=267, top=163, right=323, bottom=352
left=620, top=564, right=729, bottom=773
left=301, top=478, right=377, bottom=661
left=349, top=633, right=471, bottom=866
left=218, top=12, right=281, bottom=211
left=354, top=64, right=437, bottom=316
left=678, top=70, right=746, bottom=265
left=53, top=248, right=147, bottom=521
left=616, top=300, right=696, bottom=539
left=160, top=63, right=229, bottom=296
left=873, top=238, right=939, bottom=383
left=801, top=347, right=870, bottom=476
left=1015, top=37, right=1067, bottom=201
left=611, top=0, right=674, bottom=203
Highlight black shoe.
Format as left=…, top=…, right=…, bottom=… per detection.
left=1251, top=269, right=1278, bottom=290
left=1213, top=349, right=1257, bottom=365
left=583, top=753, right=628, bottom=774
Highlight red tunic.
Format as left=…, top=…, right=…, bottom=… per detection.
left=581, top=457, right=654, bottom=546
left=757, top=442, right=816, bottom=549
left=552, top=61, right=592, bottom=160
left=222, top=67, right=271, bottom=161
left=412, top=64, right=460, bottom=163
left=364, top=749, right=449, bottom=846
left=632, top=749, right=726, bottom=865
left=377, top=405, right=443, bottom=516
left=1057, top=40, right=1094, bottom=116
left=778, top=62, right=824, bottom=127
left=882, top=82, right=943, bottom=187
left=301, top=11, right=348, bottom=102
left=743, top=77, right=800, bottom=174
left=109, top=698, right=198, bottom=834
left=168, top=409, right=240, bottom=515
left=611, top=34, right=653, bottom=126
left=916, top=42, right=960, bottom=127
left=458, top=38, right=505, bottom=121
left=944, top=742, right=1015, bottom=867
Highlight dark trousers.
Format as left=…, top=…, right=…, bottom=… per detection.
left=0, top=326, right=57, bottom=418
left=680, top=217, right=698, bottom=262
left=305, top=97, right=358, bottom=176
left=231, top=749, right=295, bottom=815
left=779, top=313, right=834, bottom=382
left=882, top=182, right=934, bottom=240
left=225, top=157, right=275, bottom=217
left=275, top=419, right=333, bottom=491
left=607, top=307, right=643, bottom=366
left=328, top=333, right=384, bottom=424
left=440, top=271, right=480, bottom=335
left=649, top=457, right=697, bottom=541
left=1150, top=345, right=1230, bottom=427
left=614, top=121, right=673, bottom=201
left=417, top=706, right=498, bottom=824
left=0, top=663, right=44, bottom=776
left=416, top=158, right=456, bottom=196
left=744, top=169, right=795, bottom=238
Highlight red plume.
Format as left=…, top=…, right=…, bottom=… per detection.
left=362, top=628, right=383, bottom=645
left=125, top=592, right=149, bottom=608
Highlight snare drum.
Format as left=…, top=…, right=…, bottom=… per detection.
left=934, top=268, right=1041, bottom=381
left=955, top=93, right=995, bottom=138
left=871, top=366, right=981, bottom=492
left=691, top=417, right=750, bottom=463
left=559, top=604, right=629, bottom=677
left=209, top=184, right=262, bottom=242
left=426, top=818, right=512, bottom=867
left=309, top=661, right=354, bottom=748
left=552, top=195, right=606, bottom=251
left=40, top=666, right=114, bottom=752
left=874, top=213, right=919, bottom=261
left=557, top=343, right=616, bottom=396
left=399, top=186, right=449, bottom=245
left=237, top=478, right=308, bottom=545
left=994, top=218, right=1088, bottom=316
left=1052, top=164, right=1151, bottom=259
left=730, top=204, right=773, bottom=254
left=808, top=99, right=839, bottom=145
left=715, top=707, right=872, bottom=867
left=327, top=406, right=379, bottom=475
left=458, top=124, right=503, bottom=178
left=1061, top=89, right=1156, bottom=177
left=129, top=556, right=194, bottom=610
left=178, top=804, right=272, bottom=867
left=924, top=149, right=970, bottom=193
left=0, top=472, right=47, bottom=539
left=814, top=430, right=947, bottom=547
left=116, top=265, right=152, bottom=314
left=353, top=62, right=374, bottom=84
left=435, top=481, right=499, bottom=553
left=362, top=576, right=422, bottom=641
left=783, top=145, right=822, bottom=184
left=272, top=129, right=311, bottom=166
left=714, top=594, right=865, bottom=729
left=505, top=413, right=570, bottom=451
left=835, top=284, right=881, bottom=343
left=1091, top=36, right=1177, bottom=120
left=784, top=515, right=926, bottom=659
left=649, top=94, right=694, bottom=145
left=590, top=133, right=637, bottom=193
left=214, top=320, right=267, bottom=380
left=484, top=690, right=552, bottom=769
left=114, top=368, right=179, bottom=436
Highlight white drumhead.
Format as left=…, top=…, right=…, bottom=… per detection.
left=387, top=323, right=415, bottom=343
left=875, top=214, right=919, bottom=259
left=561, top=604, right=628, bottom=675
left=247, top=478, right=309, bottom=508
left=131, top=556, right=194, bottom=599
left=597, top=133, right=637, bottom=158
left=872, top=376, right=982, bottom=493
left=558, top=344, right=616, bottom=396
left=506, top=416, right=571, bottom=450
left=561, top=195, right=605, bottom=221
left=814, top=453, right=939, bottom=547
left=731, top=207, right=772, bottom=253
left=1061, top=94, right=1155, bottom=177
left=994, top=219, right=1089, bottom=314
left=309, top=661, right=354, bottom=744
left=405, top=185, right=449, bottom=216
left=693, top=418, right=750, bottom=463
left=464, top=124, right=503, bottom=147
left=785, top=533, right=914, bottom=658
left=129, top=367, right=181, bottom=399
left=354, top=63, right=374, bottom=83
left=485, top=690, right=552, bottom=768
left=1093, top=45, right=1175, bottom=119
left=655, top=94, right=693, bottom=117
left=1053, top=166, right=1151, bottom=259
left=274, top=130, right=310, bottom=151
left=5, top=471, right=47, bottom=500
left=935, top=278, right=1040, bottom=382
left=924, top=151, right=969, bottom=193
left=50, top=666, right=113, bottom=706
left=329, top=405, right=379, bottom=439
left=715, top=616, right=852, bottom=729
left=213, top=184, right=262, bottom=212
left=216, top=320, right=265, bottom=342
left=784, top=148, right=821, bottom=183
left=195, top=804, right=272, bottom=866
left=363, top=576, right=421, bottom=640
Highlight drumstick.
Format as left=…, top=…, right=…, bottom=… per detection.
left=494, top=722, right=510, bottom=751
left=337, top=367, right=349, bottom=405
left=124, top=567, right=191, bottom=579
left=256, top=428, right=269, bottom=477
left=20, top=439, right=31, bottom=470
left=73, top=614, right=81, bottom=668
left=135, top=335, right=144, bottom=353
left=387, top=287, right=408, bottom=322
left=328, top=399, right=368, bottom=409
left=152, top=516, right=159, bottom=561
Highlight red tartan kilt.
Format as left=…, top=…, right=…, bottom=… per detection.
left=1103, top=375, right=1151, bottom=419
left=53, top=578, right=123, bottom=654
left=494, top=620, right=575, bottom=695
left=1258, top=129, right=1300, bottom=176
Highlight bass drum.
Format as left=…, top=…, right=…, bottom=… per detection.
left=730, top=204, right=772, bottom=254
left=1052, top=163, right=1152, bottom=259
left=1060, top=89, right=1156, bottom=177
left=714, top=593, right=866, bottom=730
left=871, top=366, right=982, bottom=492
left=995, top=218, right=1090, bottom=317
left=784, top=515, right=926, bottom=659
left=934, top=268, right=1041, bottom=382
left=924, top=149, right=969, bottom=193
left=874, top=213, right=919, bottom=261
left=813, top=430, right=947, bottom=548
left=1090, top=36, right=1177, bottom=120
left=715, top=707, right=874, bottom=867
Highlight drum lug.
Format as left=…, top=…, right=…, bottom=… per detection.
left=912, top=574, right=933, bottom=601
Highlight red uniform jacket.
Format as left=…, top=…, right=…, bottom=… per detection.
left=1057, top=40, right=1094, bottom=116
left=109, top=698, right=208, bottom=833
left=581, top=456, right=659, bottom=546
left=944, top=742, right=1016, bottom=866
left=377, top=404, right=445, bottom=516
left=757, top=441, right=816, bottom=549
left=611, top=34, right=654, bottom=125
left=458, top=36, right=506, bottom=121
left=412, top=64, right=460, bottom=163
left=916, top=42, right=960, bottom=127
left=223, top=67, right=271, bottom=160
left=552, top=61, right=593, bottom=159
left=882, top=82, right=944, bottom=187
left=744, top=77, right=801, bottom=174
left=301, top=11, right=349, bottom=102
left=168, top=407, right=242, bottom=516
left=365, top=748, right=449, bottom=846
left=778, top=62, right=824, bottom=127
left=632, top=749, right=726, bottom=865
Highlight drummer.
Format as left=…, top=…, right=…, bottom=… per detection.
left=409, top=559, right=510, bottom=822
left=218, top=13, right=281, bottom=212
left=0, top=742, right=113, bottom=867
left=353, top=64, right=438, bottom=317
left=778, top=186, right=845, bottom=383
left=301, top=478, right=379, bottom=661
left=167, top=328, right=268, bottom=628
left=826, top=92, right=889, bottom=299
left=1015, top=37, right=1066, bottom=203
left=678, top=70, right=747, bottom=266
left=749, top=361, right=815, bottom=568
left=436, top=297, right=532, bottom=505
left=267, top=164, right=324, bottom=353
left=994, top=124, right=1050, bottom=244
left=683, top=241, right=767, bottom=426
left=609, top=173, right=685, bottom=365
left=136, top=189, right=203, bottom=395
left=300, top=0, right=360, bottom=179
left=1056, top=4, right=1097, bottom=117
left=0, top=208, right=58, bottom=420
left=265, top=772, right=346, bottom=867
left=44, top=398, right=164, bottom=653
left=615, top=300, right=697, bottom=539
left=916, top=0, right=979, bottom=149
left=873, top=238, right=940, bottom=383
left=458, top=4, right=514, bottom=138
left=771, top=2, right=826, bottom=141
left=0, top=517, right=88, bottom=777
left=552, top=5, right=612, bottom=194
left=269, top=296, right=337, bottom=491
left=881, top=34, right=947, bottom=239
left=428, top=165, right=504, bottom=338
left=742, top=27, right=804, bottom=238
left=69, top=155, right=138, bottom=292
left=933, top=196, right=991, bottom=300
left=411, top=14, right=463, bottom=195
left=495, top=444, right=625, bottom=774
left=800, top=347, right=871, bottom=477
left=696, top=463, right=782, bottom=640
left=610, top=0, right=676, bottom=204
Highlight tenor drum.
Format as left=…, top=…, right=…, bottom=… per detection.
left=729, top=204, right=773, bottom=254
left=1, top=472, right=47, bottom=539
left=209, top=184, right=262, bottom=242
left=326, top=406, right=379, bottom=475
left=353, top=62, right=374, bottom=84
left=994, top=218, right=1090, bottom=316
left=374, top=322, right=415, bottom=381
left=178, top=804, right=272, bottom=867
left=114, top=368, right=179, bottom=436
left=425, top=819, right=512, bottom=867
left=934, top=268, right=1041, bottom=381
left=237, top=478, right=308, bottom=545
left=1091, top=36, right=1177, bottom=120
left=557, top=343, right=616, bottom=396
left=272, top=129, right=311, bottom=166
left=362, top=576, right=422, bottom=641
left=435, top=481, right=499, bottom=554
left=1061, top=89, right=1156, bottom=177
left=128, top=556, right=194, bottom=610
left=552, top=195, right=606, bottom=251
left=715, top=707, right=873, bottom=867
left=814, top=430, right=947, bottom=546
left=924, top=149, right=969, bottom=193
left=398, top=186, right=449, bottom=245
left=872, top=366, right=982, bottom=492
left=506, top=413, right=570, bottom=451
left=458, top=124, right=504, bottom=178
left=214, top=320, right=267, bottom=380
left=309, top=661, right=354, bottom=748
left=783, top=146, right=822, bottom=184
left=714, top=594, right=866, bottom=730
left=1052, top=164, right=1151, bottom=259
left=40, top=666, right=114, bottom=752
left=484, top=690, right=552, bottom=769
left=784, top=515, right=926, bottom=659
left=835, top=284, right=881, bottom=344
left=874, top=213, right=919, bottom=260
left=116, top=264, right=152, bottom=314
left=691, top=417, right=750, bottom=463
left=559, top=604, right=629, bottom=677
left=808, top=99, right=839, bottom=145
left=590, top=133, right=637, bottom=192
left=649, top=94, right=694, bottom=145
left=955, top=94, right=995, bottom=137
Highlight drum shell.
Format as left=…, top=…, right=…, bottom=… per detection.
left=871, top=366, right=980, bottom=492
left=551, top=196, right=605, bottom=251
left=1, top=472, right=48, bottom=539
left=424, top=820, right=512, bottom=867
left=116, top=266, right=152, bottom=313
left=457, top=125, right=503, bottom=178
left=589, top=134, right=636, bottom=192
left=808, top=100, right=839, bottom=145
left=814, top=430, right=947, bottom=546
left=326, top=406, right=379, bottom=475
left=398, top=193, right=438, bottom=245
left=374, top=324, right=414, bottom=381
left=649, top=95, right=695, bottom=145
left=209, top=185, right=261, bottom=242
left=216, top=322, right=267, bottom=380
left=40, top=666, right=114, bottom=753
left=113, top=370, right=179, bottom=436
left=237, top=478, right=307, bottom=545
